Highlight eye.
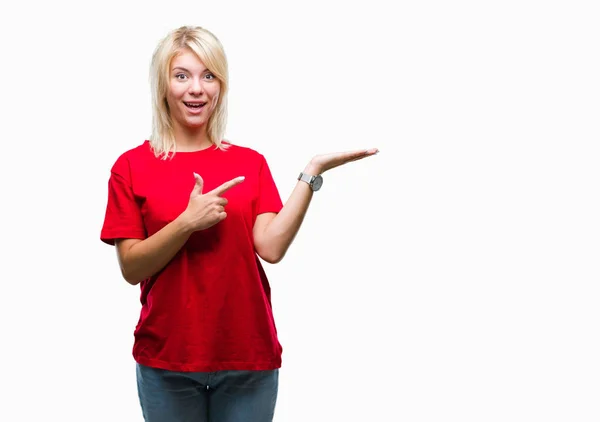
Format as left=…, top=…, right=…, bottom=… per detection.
left=175, top=73, right=187, bottom=80
left=205, top=72, right=215, bottom=80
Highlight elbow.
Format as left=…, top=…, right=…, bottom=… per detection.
left=125, top=277, right=142, bottom=286
left=263, top=253, right=285, bottom=264
left=120, top=267, right=143, bottom=286
left=254, top=233, right=288, bottom=264
left=257, top=247, right=286, bottom=264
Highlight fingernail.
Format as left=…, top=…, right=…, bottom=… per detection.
left=193, top=172, right=200, bottom=177
left=239, top=176, right=245, bottom=181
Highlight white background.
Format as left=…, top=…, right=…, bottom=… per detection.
left=1, top=0, right=599, bottom=421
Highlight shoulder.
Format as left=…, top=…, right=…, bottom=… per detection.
left=110, top=140, right=154, bottom=176
left=222, top=141, right=262, bottom=157
left=221, top=141, right=268, bottom=164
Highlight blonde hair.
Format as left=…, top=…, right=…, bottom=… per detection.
left=149, top=26, right=229, bottom=159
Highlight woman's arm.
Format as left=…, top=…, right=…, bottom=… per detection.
left=253, top=148, right=378, bottom=263
left=116, top=174, right=245, bottom=285
left=115, top=216, right=193, bottom=285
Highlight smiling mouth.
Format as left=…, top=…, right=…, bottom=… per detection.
left=184, top=102, right=206, bottom=109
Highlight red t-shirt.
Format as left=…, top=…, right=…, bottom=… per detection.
left=100, top=140, right=284, bottom=372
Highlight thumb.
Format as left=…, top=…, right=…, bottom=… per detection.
left=191, top=172, right=204, bottom=195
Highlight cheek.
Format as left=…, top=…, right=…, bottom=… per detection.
left=209, top=83, right=221, bottom=99
left=168, top=84, right=185, bottom=101
left=165, top=91, right=176, bottom=108
left=210, top=89, right=221, bottom=107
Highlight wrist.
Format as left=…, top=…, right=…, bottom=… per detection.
left=175, top=211, right=195, bottom=235
left=303, top=161, right=323, bottom=175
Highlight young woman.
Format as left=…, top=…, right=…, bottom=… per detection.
left=100, top=25, right=378, bottom=422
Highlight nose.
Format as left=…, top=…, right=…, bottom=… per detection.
left=189, top=77, right=204, bottom=96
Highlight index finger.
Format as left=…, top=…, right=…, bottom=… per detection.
left=210, top=176, right=245, bottom=196
left=347, top=148, right=378, bottom=158
left=342, top=148, right=379, bottom=163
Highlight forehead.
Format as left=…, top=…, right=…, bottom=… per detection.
left=170, top=49, right=207, bottom=72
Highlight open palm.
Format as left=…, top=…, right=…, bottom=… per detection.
left=308, top=148, right=379, bottom=174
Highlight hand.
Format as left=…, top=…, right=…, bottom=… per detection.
left=305, top=148, right=379, bottom=175
left=181, top=173, right=245, bottom=232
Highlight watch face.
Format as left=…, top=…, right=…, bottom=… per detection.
left=312, top=175, right=323, bottom=191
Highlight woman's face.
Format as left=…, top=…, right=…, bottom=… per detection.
left=166, top=49, right=221, bottom=131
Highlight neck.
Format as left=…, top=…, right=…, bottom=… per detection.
left=173, top=123, right=212, bottom=152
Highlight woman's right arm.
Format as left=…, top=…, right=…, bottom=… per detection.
left=115, top=173, right=245, bottom=285
left=115, top=214, right=193, bottom=285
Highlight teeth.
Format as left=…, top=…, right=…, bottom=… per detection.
left=185, top=102, right=205, bottom=107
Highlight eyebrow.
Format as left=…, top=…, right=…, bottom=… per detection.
left=172, top=67, right=210, bottom=73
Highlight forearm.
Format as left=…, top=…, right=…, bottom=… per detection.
left=255, top=148, right=377, bottom=263
left=260, top=163, right=319, bottom=262
left=119, top=213, right=193, bottom=285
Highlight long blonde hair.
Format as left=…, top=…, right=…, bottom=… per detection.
left=149, top=26, right=229, bottom=159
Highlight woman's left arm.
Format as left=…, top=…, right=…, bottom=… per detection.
left=253, top=148, right=378, bottom=263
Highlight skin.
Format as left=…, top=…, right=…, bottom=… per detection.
left=115, top=48, right=378, bottom=285
left=165, top=48, right=221, bottom=151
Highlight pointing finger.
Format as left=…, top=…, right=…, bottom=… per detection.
left=210, top=176, right=245, bottom=196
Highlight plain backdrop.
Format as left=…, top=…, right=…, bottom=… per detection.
left=1, top=0, right=599, bottom=421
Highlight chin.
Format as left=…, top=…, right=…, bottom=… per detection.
left=185, top=119, right=208, bottom=128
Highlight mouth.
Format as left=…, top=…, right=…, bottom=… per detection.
left=184, top=101, right=207, bottom=110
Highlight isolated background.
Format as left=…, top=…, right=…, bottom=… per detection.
left=1, top=0, right=598, bottom=421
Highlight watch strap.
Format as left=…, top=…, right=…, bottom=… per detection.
left=298, top=172, right=313, bottom=184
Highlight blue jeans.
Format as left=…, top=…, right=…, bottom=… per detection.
left=136, top=363, right=279, bottom=422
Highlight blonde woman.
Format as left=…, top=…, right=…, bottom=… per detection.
left=100, top=25, right=378, bottom=422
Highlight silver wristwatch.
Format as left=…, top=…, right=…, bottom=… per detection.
left=298, top=172, right=323, bottom=191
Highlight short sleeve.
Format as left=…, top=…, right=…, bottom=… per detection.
left=100, top=157, right=147, bottom=245
left=257, top=155, right=283, bottom=215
